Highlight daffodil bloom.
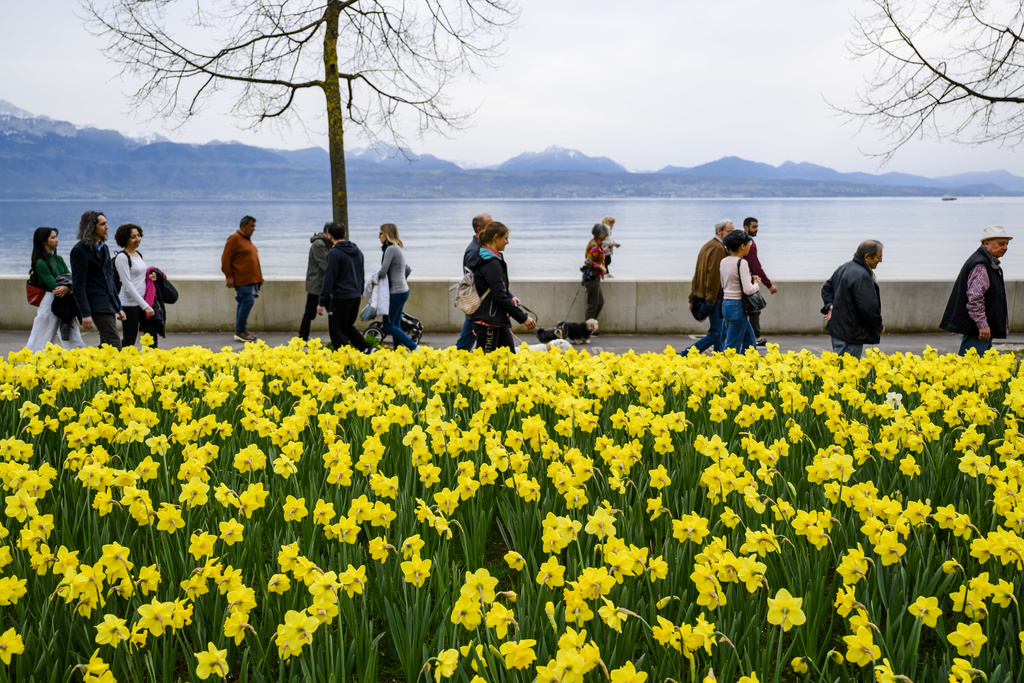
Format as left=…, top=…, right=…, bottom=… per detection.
left=766, top=588, right=806, bottom=631
left=95, top=614, right=129, bottom=648
left=0, top=627, right=23, bottom=664
left=907, top=595, right=942, bottom=627
left=498, top=639, right=536, bottom=670
left=948, top=621, right=987, bottom=657
left=195, top=641, right=229, bottom=679
left=610, top=661, right=648, bottom=683
left=401, top=556, right=432, bottom=588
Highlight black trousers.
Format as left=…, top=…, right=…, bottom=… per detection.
left=122, top=306, right=159, bottom=348
left=585, top=279, right=604, bottom=320
left=748, top=310, right=762, bottom=339
left=328, top=297, right=369, bottom=351
left=92, top=313, right=122, bottom=349
left=299, top=293, right=319, bottom=341
left=473, top=322, right=515, bottom=353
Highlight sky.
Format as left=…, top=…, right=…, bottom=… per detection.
left=3, top=0, right=1023, bottom=176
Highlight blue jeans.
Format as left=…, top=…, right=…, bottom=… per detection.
left=456, top=316, right=475, bottom=350
left=235, top=285, right=256, bottom=333
left=684, top=300, right=725, bottom=354
left=959, top=335, right=992, bottom=356
left=831, top=337, right=863, bottom=359
left=383, top=290, right=417, bottom=350
left=722, top=300, right=755, bottom=352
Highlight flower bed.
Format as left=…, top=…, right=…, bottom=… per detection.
left=0, top=341, right=1020, bottom=683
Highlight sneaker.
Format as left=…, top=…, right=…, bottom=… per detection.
left=234, top=332, right=258, bottom=343
left=755, top=338, right=768, bottom=347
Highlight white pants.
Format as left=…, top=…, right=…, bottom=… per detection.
left=26, top=291, right=86, bottom=352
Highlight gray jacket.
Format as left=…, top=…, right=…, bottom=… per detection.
left=305, top=234, right=332, bottom=295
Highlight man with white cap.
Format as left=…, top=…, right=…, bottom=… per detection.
left=940, top=225, right=1012, bottom=356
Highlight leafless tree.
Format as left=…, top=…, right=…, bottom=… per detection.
left=83, top=0, right=518, bottom=224
left=846, top=0, right=1024, bottom=161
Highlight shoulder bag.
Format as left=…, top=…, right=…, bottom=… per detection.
left=739, top=261, right=767, bottom=314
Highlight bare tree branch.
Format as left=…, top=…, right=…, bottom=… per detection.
left=842, top=0, right=1024, bottom=162
left=82, top=0, right=518, bottom=222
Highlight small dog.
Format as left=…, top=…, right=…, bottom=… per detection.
left=535, top=319, right=599, bottom=345
left=518, top=339, right=573, bottom=353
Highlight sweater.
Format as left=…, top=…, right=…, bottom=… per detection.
left=32, top=253, right=70, bottom=291
left=744, top=239, right=773, bottom=288
left=114, top=250, right=150, bottom=309
left=319, top=241, right=365, bottom=305
left=305, top=234, right=332, bottom=295
left=379, top=244, right=409, bottom=294
left=221, top=231, right=263, bottom=286
left=720, top=256, right=759, bottom=300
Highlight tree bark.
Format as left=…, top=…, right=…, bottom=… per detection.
left=322, top=1, right=348, bottom=226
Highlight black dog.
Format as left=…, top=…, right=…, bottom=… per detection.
left=535, top=319, right=599, bottom=345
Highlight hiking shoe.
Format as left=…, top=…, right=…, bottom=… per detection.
left=234, top=332, right=258, bottom=343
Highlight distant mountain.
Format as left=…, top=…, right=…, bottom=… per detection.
left=497, top=146, right=628, bottom=173
left=1, top=99, right=1023, bottom=199
left=657, top=155, right=1024, bottom=194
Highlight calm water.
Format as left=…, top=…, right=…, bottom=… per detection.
left=1, top=197, right=1020, bottom=280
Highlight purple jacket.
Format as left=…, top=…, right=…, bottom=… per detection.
left=744, top=239, right=773, bottom=289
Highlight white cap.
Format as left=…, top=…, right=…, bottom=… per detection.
left=982, top=225, right=1013, bottom=242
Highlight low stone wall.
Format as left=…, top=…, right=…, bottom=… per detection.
left=2, top=275, right=1020, bottom=334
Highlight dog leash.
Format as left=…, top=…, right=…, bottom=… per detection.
left=562, top=277, right=586, bottom=325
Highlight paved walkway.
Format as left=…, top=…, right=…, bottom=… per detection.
left=3, top=329, right=1021, bottom=357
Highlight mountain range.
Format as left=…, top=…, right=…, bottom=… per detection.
left=1, top=99, right=1021, bottom=199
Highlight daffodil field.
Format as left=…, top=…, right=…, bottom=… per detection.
left=1, top=341, right=1023, bottom=683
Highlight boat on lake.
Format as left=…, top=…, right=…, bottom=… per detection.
left=942, top=194, right=958, bottom=201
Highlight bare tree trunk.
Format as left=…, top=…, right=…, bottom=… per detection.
left=323, top=2, right=348, bottom=226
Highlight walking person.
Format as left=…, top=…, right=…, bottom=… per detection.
left=377, top=223, right=418, bottom=350
left=600, top=215, right=621, bottom=277
left=720, top=230, right=761, bottom=352
left=742, top=217, right=777, bottom=346
left=113, top=223, right=160, bottom=348
left=821, top=240, right=885, bottom=359
left=299, top=223, right=332, bottom=341
left=317, top=222, right=371, bottom=353
left=26, top=227, right=86, bottom=351
left=221, top=215, right=263, bottom=343
left=940, top=225, right=1012, bottom=356
left=584, top=223, right=608, bottom=323
left=682, top=219, right=735, bottom=355
left=456, top=213, right=492, bottom=350
left=467, top=221, right=536, bottom=352
left=70, top=210, right=125, bottom=348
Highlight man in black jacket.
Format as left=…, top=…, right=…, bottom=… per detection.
left=821, top=240, right=884, bottom=359
left=70, top=211, right=125, bottom=348
left=940, top=225, right=1012, bottom=356
left=317, top=222, right=370, bottom=352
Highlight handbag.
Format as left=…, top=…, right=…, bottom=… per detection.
left=738, top=261, right=767, bottom=314
left=26, top=281, right=46, bottom=307
left=691, top=296, right=713, bottom=322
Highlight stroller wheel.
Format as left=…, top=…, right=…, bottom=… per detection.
left=364, top=322, right=386, bottom=343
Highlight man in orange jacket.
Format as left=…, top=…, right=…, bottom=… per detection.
left=221, top=215, right=264, bottom=343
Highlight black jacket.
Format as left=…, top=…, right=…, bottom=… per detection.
left=463, top=236, right=479, bottom=270
left=940, top=246, right=1008, bottom=339
left=70, top=240, right=122, bottom=317
left=319, top=241, right=365, bottom=305
left=821, top=256, right=883, bottom=344
left=468, top=248, right=528, bottom=328
left=145, top=268, right=178, bottom=338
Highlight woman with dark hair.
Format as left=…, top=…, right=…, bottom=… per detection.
left=719, top=230, right=761, bottom=352
left=467, top=221, right=536, bottom=352
left=113, top=223, right=160, bottom=347
left=377, top=223, right=417, bottom=350
left=26, top=227, right=85, bottom=351
left=584, top=223, right=608, bottom=323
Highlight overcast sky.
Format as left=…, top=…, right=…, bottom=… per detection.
left=3, top=0, right=1023, bottom=176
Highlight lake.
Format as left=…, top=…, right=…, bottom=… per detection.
left=0, top=197, right=1019, bottom=280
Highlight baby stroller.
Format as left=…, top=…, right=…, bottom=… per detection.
left=364, top=312, right=424, bottom=346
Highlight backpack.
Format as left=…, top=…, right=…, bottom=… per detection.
left=112, top=250, right=142, bottom=293
left=450, top=266, right=490, bottom=315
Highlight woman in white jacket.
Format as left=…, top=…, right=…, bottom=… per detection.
left=113, top=223, right=159, bottom=348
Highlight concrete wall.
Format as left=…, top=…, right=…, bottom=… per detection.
left=3, top=275, right=1022, bottom=334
